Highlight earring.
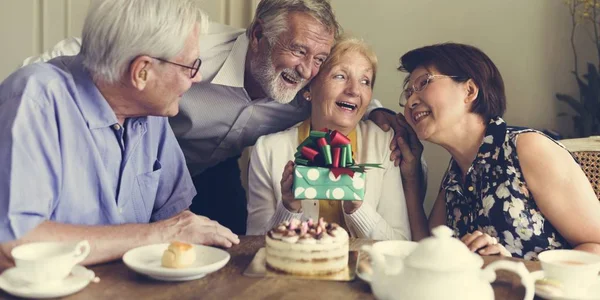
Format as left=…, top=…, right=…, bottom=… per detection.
left=139, top=70, right=147, bottom=81
left=303, top=90, right=311, bottom=101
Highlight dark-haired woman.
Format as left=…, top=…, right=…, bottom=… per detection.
left=394, top=43, right=600, bottom=260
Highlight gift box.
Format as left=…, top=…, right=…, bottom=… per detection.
left=293, top=165, right=365, bottom=200
left=292, top=129, right=381, bottom=201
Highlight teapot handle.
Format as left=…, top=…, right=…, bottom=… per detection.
left=482, top=260, right=534, bottom=300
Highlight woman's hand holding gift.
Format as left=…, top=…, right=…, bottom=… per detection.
left=343, top=199, right=362, bottom=214
left=281, top=160, right=302, bottom=213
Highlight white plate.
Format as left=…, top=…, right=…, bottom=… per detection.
left=0, top=265, right=94, bottom=299
left=122, top=243, right=230, bottom=281
left=532, top=270, right=600, bottom=300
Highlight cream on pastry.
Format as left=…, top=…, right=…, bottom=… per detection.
left=161, top=241, right=196, bottom=268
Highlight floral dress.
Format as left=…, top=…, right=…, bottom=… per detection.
left=443, top=117, right=572, bottom=260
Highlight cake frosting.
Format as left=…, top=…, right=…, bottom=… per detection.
left=265, top=218, right=349, bottom=276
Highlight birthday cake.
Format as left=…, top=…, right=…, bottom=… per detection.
left=265, top=218, right=349, bottom=276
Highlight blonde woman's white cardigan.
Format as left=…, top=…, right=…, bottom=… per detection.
left=246, top=120, right=424, bottom=240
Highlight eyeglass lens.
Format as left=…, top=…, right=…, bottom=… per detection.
left=190, top=58, right=201, bottom=78
left=400, top=74, right=431, bottom=106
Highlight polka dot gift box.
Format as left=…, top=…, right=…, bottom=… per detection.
left=293, top=129, right=382, bottom=201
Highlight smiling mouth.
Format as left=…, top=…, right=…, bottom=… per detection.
left=336, top=101, right=358, bottom=111
left=281, top=72, right=301, bottom=85
left=414, top=111, right=431, bottom=123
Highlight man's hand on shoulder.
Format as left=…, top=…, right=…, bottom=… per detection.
left=368, top=108, right=406, bottom=166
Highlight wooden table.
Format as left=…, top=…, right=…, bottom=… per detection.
left=0, top=236, right=543, bottom=299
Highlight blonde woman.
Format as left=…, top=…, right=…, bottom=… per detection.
left=246, top=38, right=425, bottom=240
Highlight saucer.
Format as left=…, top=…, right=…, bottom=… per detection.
left=123, top=243, right=230, bottom=281
left=532, top=270, right=600, bottom=300
left=0, top=265, right=95, bottom=299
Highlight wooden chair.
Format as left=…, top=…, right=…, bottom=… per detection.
left=560, top=136, right=600, bottom=200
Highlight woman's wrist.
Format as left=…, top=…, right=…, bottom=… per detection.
left=282, top=199, right=302, bottom=213
left=401, top=163, right=424, bottom=181
left=343, top=201, right=362, bottom=214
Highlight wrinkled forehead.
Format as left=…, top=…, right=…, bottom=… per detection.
left=285, top=13, right=334, bottom=47
left=174, top=24, right=201, bottom=61
left=324, top=50, right=373, bottom=75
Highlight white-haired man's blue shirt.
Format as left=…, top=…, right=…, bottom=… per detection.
left=0, top=55, right=196, bottom=242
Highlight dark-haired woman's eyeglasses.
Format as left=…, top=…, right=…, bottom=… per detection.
left=399, top=73, right=464, bottom=107
left=152, top=57, right=201, bottom=79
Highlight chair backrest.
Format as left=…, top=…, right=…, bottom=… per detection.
left=571, top=151, right=600, bottom=200
left=560, top=136, right=600, bottom=200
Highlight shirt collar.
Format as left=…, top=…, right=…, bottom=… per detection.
left=442, top=116, right=507, bottom=190
left=68, top=55, right=120, bottom=129
left=211, top=33, right=249, bottom=88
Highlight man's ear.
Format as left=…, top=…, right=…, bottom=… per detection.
left=249, top=20, right=265, bottom=52
left=129, top=55, right=153, bottom=91
left=464, top=79, right=479, bottom=104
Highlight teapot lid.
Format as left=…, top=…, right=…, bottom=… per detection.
left=404, top=225, right=483, bottom=271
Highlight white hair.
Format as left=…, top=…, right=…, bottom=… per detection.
left=81, top=0, right=208, bottom=84
left=246, top=0, right=340, bottom=44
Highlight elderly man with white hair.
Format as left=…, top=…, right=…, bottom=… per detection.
left=0, top=0, right=239, bottom=269
left=23, top=0, right=405, bottom=235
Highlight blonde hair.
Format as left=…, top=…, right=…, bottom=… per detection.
left=320, top=37, right=378, bottom=88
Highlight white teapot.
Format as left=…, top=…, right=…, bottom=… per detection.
left=361, top=226, right=534, bottom=300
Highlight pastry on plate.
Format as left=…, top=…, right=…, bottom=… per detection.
left=161, top=241, right=196, bottom=268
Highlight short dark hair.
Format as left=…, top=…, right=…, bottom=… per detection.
left=398, top=43, right=506, bottom=121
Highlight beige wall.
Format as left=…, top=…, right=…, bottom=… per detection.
left=0, top=0, right=89, bottom=81
left=0, top=0, right=257, bottom=81
left=0, top=0, right=592, bottom=213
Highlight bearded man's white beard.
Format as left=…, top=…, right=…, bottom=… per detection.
left=250, top=44, right=306, bottom=104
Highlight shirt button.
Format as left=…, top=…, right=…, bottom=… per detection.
left=112, top=124, right=121, bottom=130
left=468, top=186, right=474, bottom=192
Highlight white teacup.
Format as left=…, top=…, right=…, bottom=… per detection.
left=538, top=249, right=600, bottom=297
left=369, top=240, right=418, bottom=275
left=11, top=240, right=91, bottom=285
